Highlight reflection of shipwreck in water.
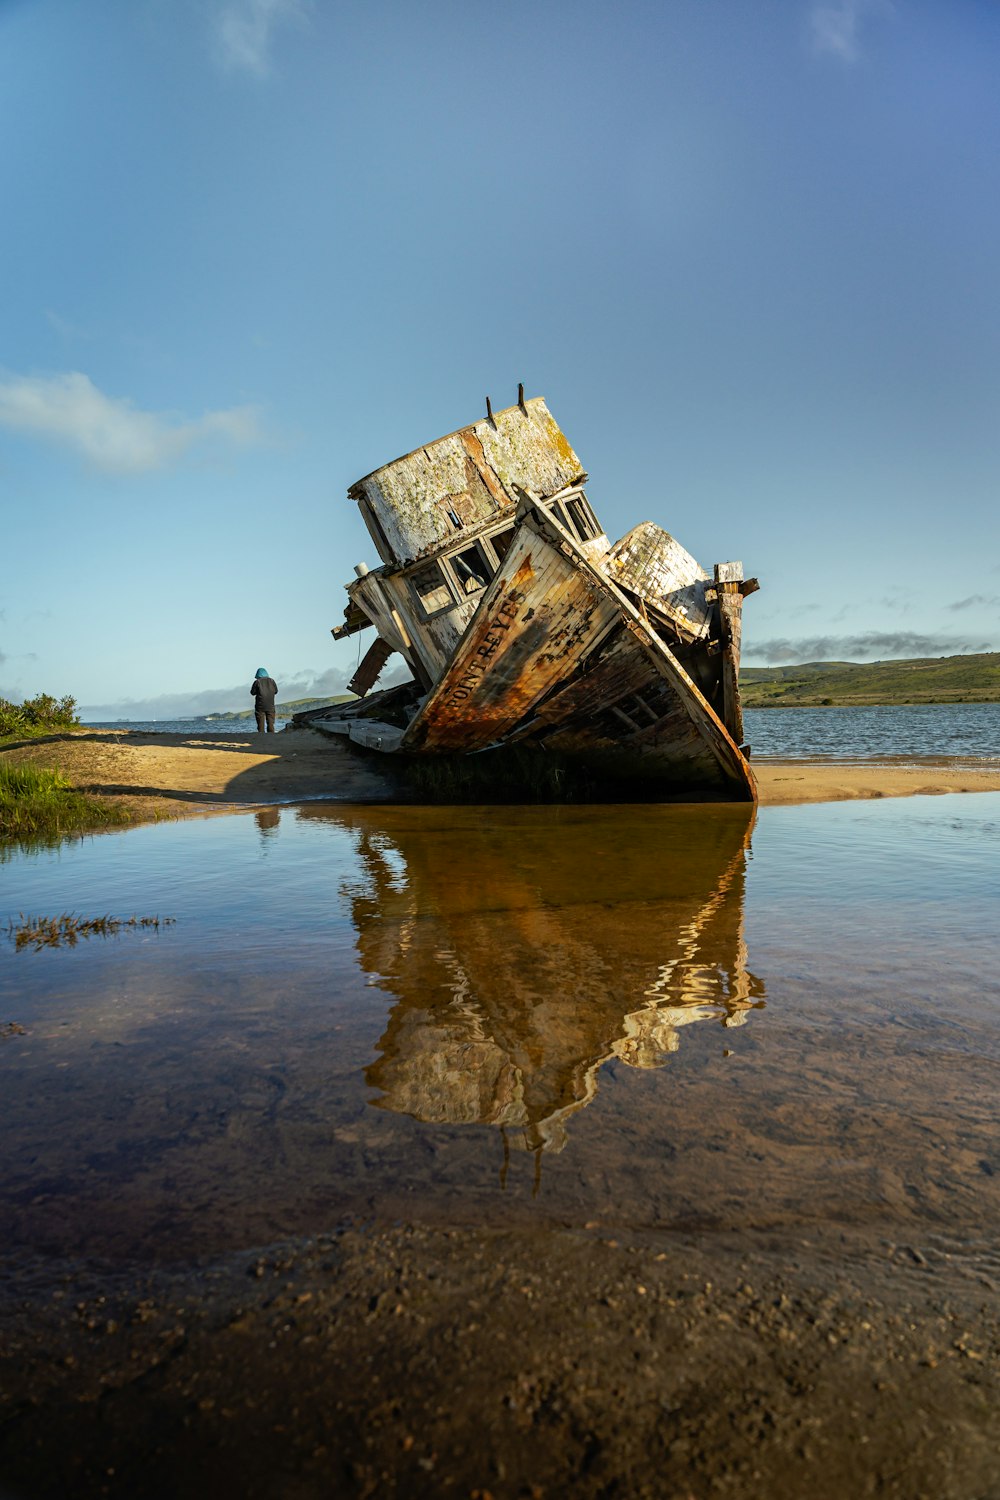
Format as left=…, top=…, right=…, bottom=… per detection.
left=323, top=805, right=766, bottom=1158
left=308, top=393, right=759, bottom=800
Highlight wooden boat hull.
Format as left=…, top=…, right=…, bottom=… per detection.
left=401, top=498, right=756, bottom=802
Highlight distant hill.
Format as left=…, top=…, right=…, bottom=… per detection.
left=740, top=653, right=1000, bottom=707
left=199, top=695, right=356, bottom=723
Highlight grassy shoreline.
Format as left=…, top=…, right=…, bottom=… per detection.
left=0, top=761, right=132, bottom=846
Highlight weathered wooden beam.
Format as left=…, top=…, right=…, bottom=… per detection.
left=349, top=636, right=396, bottom=698
left=331, top=601, right=374, bottom=640
left=713, top=562, right=745, bottom=746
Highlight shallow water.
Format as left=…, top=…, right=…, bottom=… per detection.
left=1, top=796, right=998, bottom=1269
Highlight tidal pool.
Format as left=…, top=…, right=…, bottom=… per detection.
left=2, top=796, right=998, bottom=1271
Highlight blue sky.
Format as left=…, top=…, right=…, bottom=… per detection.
left=1, top=0, right=998, bottom=717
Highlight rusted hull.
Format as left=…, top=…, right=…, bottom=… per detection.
left=401, top=499, right=756, bottom=802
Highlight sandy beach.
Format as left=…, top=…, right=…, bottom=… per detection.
left=5, top=726, right=1000, bottom=822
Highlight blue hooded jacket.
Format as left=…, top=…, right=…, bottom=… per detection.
left=251, top=670, right=278, bottom=712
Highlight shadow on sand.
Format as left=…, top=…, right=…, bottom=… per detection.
left=70, top=729, right=390, bottom=807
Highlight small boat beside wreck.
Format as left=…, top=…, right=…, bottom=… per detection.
left=307, top=391, right=759, bottom=800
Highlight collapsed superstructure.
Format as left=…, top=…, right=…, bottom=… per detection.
left=314, top=391, right=758, bottom=800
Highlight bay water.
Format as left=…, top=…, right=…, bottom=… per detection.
left=743, top=700, right=1000, bottom=761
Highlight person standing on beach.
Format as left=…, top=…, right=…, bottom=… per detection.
left=251, top=667, right=278, bottom=733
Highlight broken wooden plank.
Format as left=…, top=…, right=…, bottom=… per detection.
left=348, top=636, right=396, bottom=698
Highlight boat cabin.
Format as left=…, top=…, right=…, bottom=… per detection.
left=335, top=397, right=608, bottom=692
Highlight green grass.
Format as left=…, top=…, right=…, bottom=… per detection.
left=740, top=652, right=1000, bottom=707
left=0, top=761, right=132, bottom=845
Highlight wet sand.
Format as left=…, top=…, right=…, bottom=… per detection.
left=4, top=1219, right=998, bottom=1500
left=4, top=726, right=1000, bottom=821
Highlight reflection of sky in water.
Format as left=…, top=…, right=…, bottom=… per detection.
left=1, top=795, right=998, bottom=1265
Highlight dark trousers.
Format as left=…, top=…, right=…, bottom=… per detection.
left=255, top=709, right=275, bottom=733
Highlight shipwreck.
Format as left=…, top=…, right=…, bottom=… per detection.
left=312, top=391, right=759, bottom=800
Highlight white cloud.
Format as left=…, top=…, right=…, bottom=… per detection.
left=744, top=631, right=994, bottom=665
left=809, top=0, right=891, bottom=63
left=0, top=371, right=263, bottom=475
left=214, top=0, right=308, bottom=77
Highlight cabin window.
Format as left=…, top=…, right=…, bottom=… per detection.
left=545, top=494, right=600, bottom=543
left=451, top=543, right=492, bottom=594
left=446, top=507, right=463, bottom=531
left=488, top=527, right=515, bottom=563
left=410, top=561, right=453, bottom=616
left=565, top=496, right=599, bottom=542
